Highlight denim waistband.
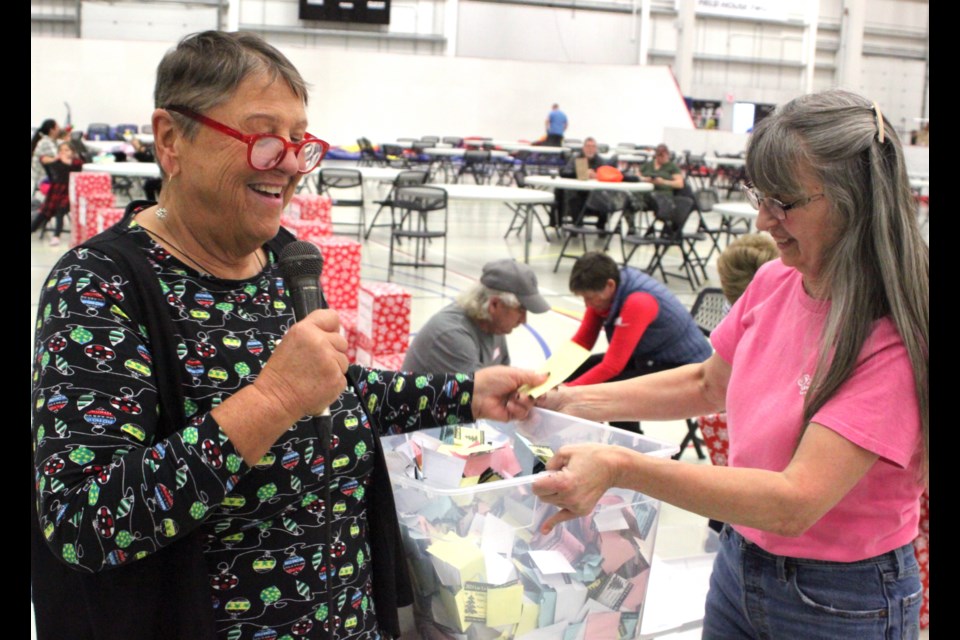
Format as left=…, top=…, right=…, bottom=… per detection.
left=724, top=524, right=916, bottom=580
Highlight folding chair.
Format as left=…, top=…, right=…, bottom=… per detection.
left=317, top=168, right=365, bottom=240
left=86, top=123, right=111, bottom=141
left=388, top=186, right=449, bottom=285
left=364, top=169, right=429, bottom=239
left=504, top=169, right=554, bottom=242
left=114, top=124, right=139, bottom=140
left=456, top=150, right=492, bottom=185
left=621, top=193, right=702, bottom=290
left=553, top=190, right=630, bottom=272
left=674, top=287, right=727, bottom=461
left=379, top=143, right=409, bottom=169
left=357, top=137, right=378, bottom=167
left=408, top=141, right=435, bottom=178
left=683, top=153, right=712, bottom=191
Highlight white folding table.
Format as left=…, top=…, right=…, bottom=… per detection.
left=426, top=183, right=556, bottom=264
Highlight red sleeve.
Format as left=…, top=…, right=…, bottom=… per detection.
left=567, top=292, right=659, bottom=386
left=570, top=306, right=604, bottom=351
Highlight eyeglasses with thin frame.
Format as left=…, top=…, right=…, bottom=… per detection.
left=741, top=184, right=824, bottom=221
left=165, top=105, right=329, bottom=174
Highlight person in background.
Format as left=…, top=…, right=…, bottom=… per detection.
left=563, top=251, right=712, bottom=434
left=635, top=143, right=683, bottom=202
left=622, top=143, right=686, bottom=234
left=533, top=89, right=928, bottom=639
left=559, top=137, right=608, bottom=180
left=544, top=103, right=567, bottom=147
left=33, top=141, right=82, bottom=246
left=30, top=30, right=547, bottom=640
left=716, top=232, right=779, bottom=307
left=554, top=137, right=616, bottom=230
left=403, top=258, right=551, bottom=373
left=638, top=144, right=684, bottom=195
left=31, top=118, right=60, bottom=198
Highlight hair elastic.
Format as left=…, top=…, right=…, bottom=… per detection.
left=871, top=102, right=885, bottom=143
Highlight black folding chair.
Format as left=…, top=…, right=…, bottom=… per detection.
left=553, top=190, right=630, bottom=272
left=621, top=193, right=702, bottom=290
left=357, top=137, right=378, bottom=167
left=674, top=287, right=728, bottom=461
left=388, top=186, right=449, bottom=285
left=365, top=169, right=429, bottom=239
left=317, top=168, right=365, bottom=240
left=504, top=169, right=554, bottom=242
left=379, top=143, right=409, bottom=169
left=456, top=150, right=492, bottom=185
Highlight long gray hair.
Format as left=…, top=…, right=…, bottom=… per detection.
left=155, top=30, right=309, bottom=137
left=457, top=284, right=520, bottom=322
left=746, top=89, right=928, bottom=481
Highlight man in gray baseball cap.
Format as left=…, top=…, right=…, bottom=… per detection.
left=402, top=259, right=550, bottom=373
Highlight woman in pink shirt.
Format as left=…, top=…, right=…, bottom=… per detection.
left=533, top=89, right=928, bottom=639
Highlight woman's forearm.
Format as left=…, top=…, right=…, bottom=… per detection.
left=545, top=356, right=727, bottom=423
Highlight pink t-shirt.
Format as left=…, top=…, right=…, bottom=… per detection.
left=711, top=260, right=923, bottom=561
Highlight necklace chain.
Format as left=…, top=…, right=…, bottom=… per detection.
left=144, top=207, right=265, bottom=278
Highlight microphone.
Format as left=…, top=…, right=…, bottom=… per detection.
left=279, top=240, right=332, bottom=420
left=279, top=240, right=326, bottom=320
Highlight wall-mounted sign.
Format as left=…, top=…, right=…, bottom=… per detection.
left=679, top=0, right=788, bottom=22
left=299, top=0, right=390, bottom=25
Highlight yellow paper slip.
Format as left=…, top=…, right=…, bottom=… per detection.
left=518, top=341, right=591, bottom=398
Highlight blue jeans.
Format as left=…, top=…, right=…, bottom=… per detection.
left=703, top=524, right=922, bottom=639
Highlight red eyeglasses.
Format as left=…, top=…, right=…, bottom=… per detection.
left=165, top=105, right=328, bottom=174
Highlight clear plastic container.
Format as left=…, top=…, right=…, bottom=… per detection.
left=381, top=408, right=678, bottom=639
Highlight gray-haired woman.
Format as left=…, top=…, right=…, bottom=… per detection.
left=30, top=30, right=545, bottom=640
left=533, top=88, right=928, bottom=639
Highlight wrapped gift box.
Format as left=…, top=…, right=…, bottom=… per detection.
left=382, top=409, right=678, bottom=639
left=69, top=172, right=112, bottom=211
left=314, top=236, right=362, bottom=311
left=698, top=413, right=729, bottom=468
left=287, top=193, right=333, bottom=222
left=69, top=173, right=115, bottom=246
left=287, top=218, right=333, bottom=244
left=357, top=282, right=411, bottom=355
left=94, top=207, right=126, bottom=235
left=915, top=491, right=929, bottom=629
left=284, top=195, right=334, bottom=241
left=72, top=193, right=117, bottom=246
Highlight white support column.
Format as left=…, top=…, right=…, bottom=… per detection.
left=922, top=15, right=929, bottom=120
left=638, top=0, right=652, bottom=66
left=836, top=0, right=865, bottom=91
left=444, top=0, right=459, bottom=57
left=224, top=0, right=239, bottom=32
left=801, top=0, right=819, bottom=94
left=673, top=0, right=696, bottom=95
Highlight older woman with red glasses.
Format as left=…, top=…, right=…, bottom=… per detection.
left=30, top=30, right=545, bottom=640
left=534, top=89, right=928, bottom=639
